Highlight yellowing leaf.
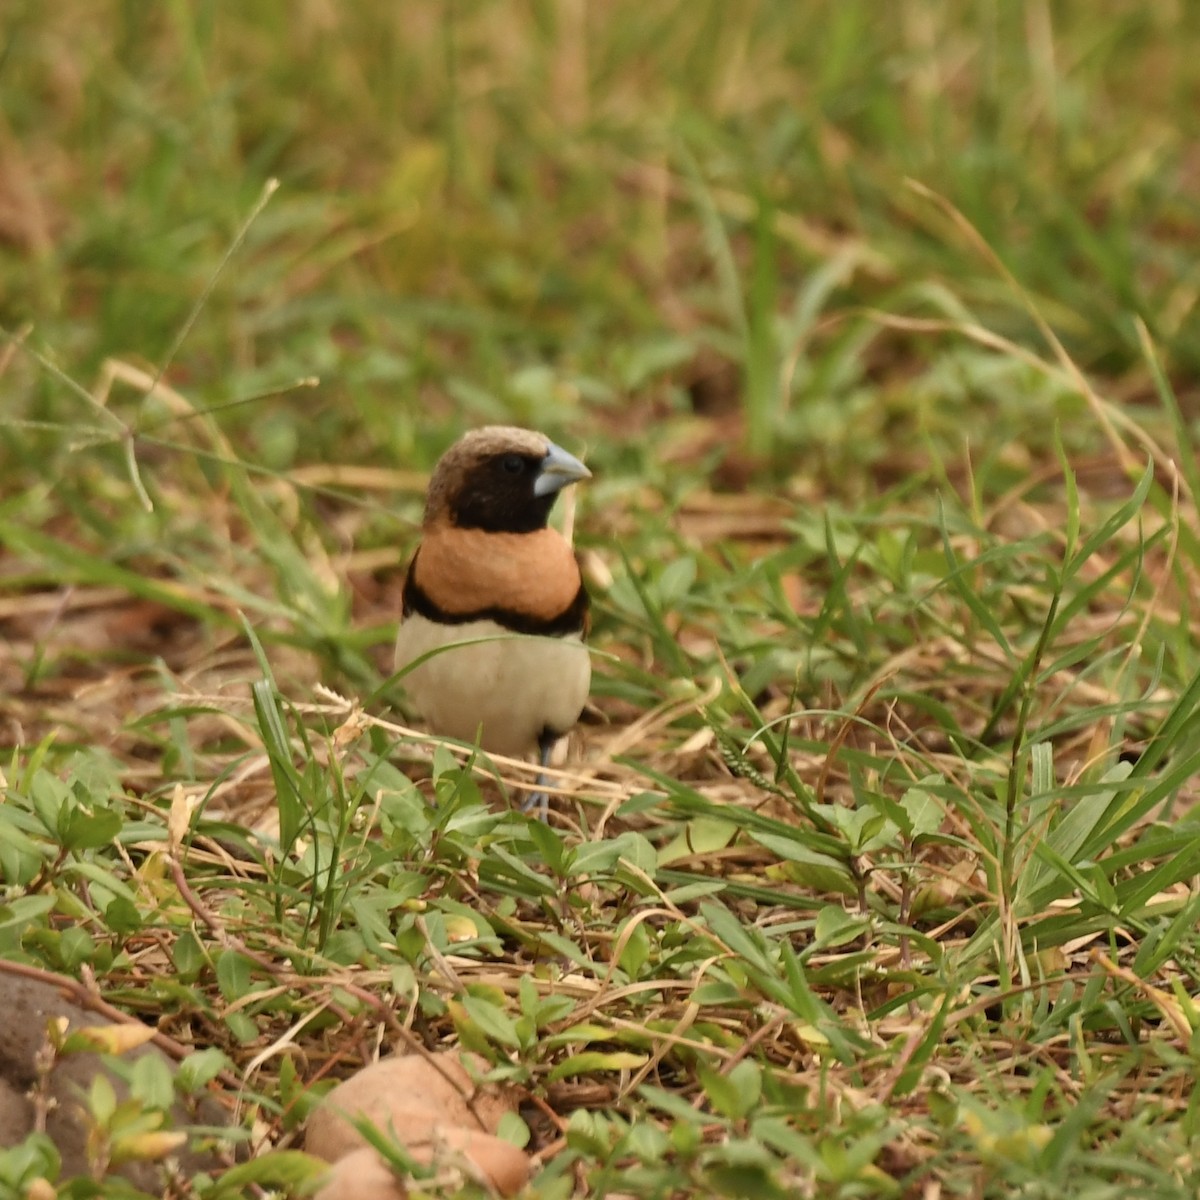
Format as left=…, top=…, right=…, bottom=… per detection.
left=63, top=1022, right=157, bottom=1057
left=110, top=1130, right=188, bottom=1164
left=443, top=914, right=479, bottom=943
left=167, top=783, right=191, bottom=851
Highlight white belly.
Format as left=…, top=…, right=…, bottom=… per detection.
left=394, top=614, right=591, bottom=758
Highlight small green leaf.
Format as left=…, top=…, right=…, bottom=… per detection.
left=704, top=1162, right=789, bottom=1199
left=58, top=925, right=95, bottom=969
left=547, top=1051, right=648, bottom=1081
left=61, top=805, right=123, bottom=850
left=224, top=1011, right=259, bottom=1044
left=615, top=830, right=658, bottom=875
left=693, top=979, right=744, bottom=1006
left=88, top=1073, right=117, bottom=1125
left=698, top=1061, right=760, bottom=1119
left=178, top=1047, right=231, bottom=1093
left=656, top=556, right=697, bottom=606
left=496, top=1111, right=530, bottom=1148
left=104, top=896, right=143, bottom=935
left=461, top=994, right=521, bottom=1049
left=658, top=817, right=737, bottom=867
left=617, top=918, right=652, bottom=979
left=524, top=816, right=567, bottom=874
left=172, top=930, right=207, bottom=978
left=215, top=949, right=254, bottom=1001
left=627, top=1120, right=669, bottom=1160
left=565, top=1108, right=614, bottom=1157
left=569, top=838, right=624, bottom=877
left=208, top=1149, right=328, bottom=1195
left=747, top=831, right=850, bottom=874
left=812, top=905, right=866, bottom=950
left=901, top=778, right=945, bottom=841
left=129, top=1053, right=176, bottom=1111
left=543, top=1022, right=621, bottom=1049
left=0, top=895, right=55, bottom=935
left=728, top=1059, right=763, bottom=1113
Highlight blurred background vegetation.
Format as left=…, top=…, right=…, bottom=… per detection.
left=5, top=0, right=1199, bottom=485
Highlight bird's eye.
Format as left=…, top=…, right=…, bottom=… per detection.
left=500, top=454, right=525, bottom=475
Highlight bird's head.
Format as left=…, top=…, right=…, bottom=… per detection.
left=423, top=426, right=591, bottom=533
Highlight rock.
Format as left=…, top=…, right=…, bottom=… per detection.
left=304, top=1051, right=512, bottom=1162
left=305, top=1052, right=530, bottom=1197
left=313, top=1146, right=408, bottom=1200
left=0, top=972, right=233, bottom=1188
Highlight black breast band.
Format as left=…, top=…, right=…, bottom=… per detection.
left=402, top=562, right=589, bottom=638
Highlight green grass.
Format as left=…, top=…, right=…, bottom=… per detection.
left=4, top=1, right=1200, bottom=1196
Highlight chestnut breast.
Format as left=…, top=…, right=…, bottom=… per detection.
left=411, top=524, right=583, bottom=625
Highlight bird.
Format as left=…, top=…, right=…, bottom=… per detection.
left=394, top=426, right=592, bottom=812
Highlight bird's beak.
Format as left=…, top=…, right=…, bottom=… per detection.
left=534, top=442, right=592, bottom=497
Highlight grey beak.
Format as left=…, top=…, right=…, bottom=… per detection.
left=533, top=442, right=591, bottom=497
